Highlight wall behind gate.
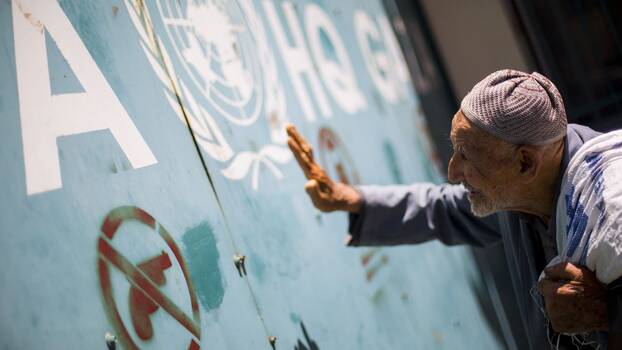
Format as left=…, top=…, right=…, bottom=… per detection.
left=0, top=0, right=502, bottom=349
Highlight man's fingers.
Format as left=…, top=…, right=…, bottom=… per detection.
left=544, top=262, right=583, bottom=282
left=286, top=124, right=314, bottom=161
left=304, top=179, right=318, bottom=194
left=286, top=124, right=316, bottom=177
left=305, top=179, right=330, bottom=199
left=285, top=124, right=296, bottom=135
left=287, top=124, right=335, bottom=194
left=286, top=124, right=306, bottom=150
left=538, top=279, right=580, bottom=300
left=538, top=279, right=565, bottom=297
left=305, top=179, right=324, bottom=200
left=288, top=138, right=311, bottom=169
left=288, top=139, right=313, bottom=179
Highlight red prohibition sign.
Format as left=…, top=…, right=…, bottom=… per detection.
left=98, top=206, right=201, bottom=350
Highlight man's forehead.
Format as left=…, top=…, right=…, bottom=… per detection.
left=450, top=110, right=502, bottom=151
left=450, top=111, right=475, bottom=142
left=450, top=110, right=516, bottom=162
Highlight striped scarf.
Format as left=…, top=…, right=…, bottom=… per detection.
left=554, top=129, right=622, bottom=284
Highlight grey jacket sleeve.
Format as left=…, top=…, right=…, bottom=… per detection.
left=347, top=183, right=502, bottom=247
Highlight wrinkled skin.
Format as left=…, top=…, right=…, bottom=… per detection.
left=538, top=262, right=608, bottom=333
left=447, top=111, right=522, bottom=217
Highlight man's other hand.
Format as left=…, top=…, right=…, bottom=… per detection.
left=286, top=124, right=362, bottom=213
left=538, top=262, right=608, bottom=333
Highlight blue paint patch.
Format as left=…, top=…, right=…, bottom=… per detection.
left=181, top=221, right=225, bottom=311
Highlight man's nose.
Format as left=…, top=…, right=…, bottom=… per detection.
left=447, top=155, right=464, bottom=184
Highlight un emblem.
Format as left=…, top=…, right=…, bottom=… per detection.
left=125, top=0, right=291, bottom=189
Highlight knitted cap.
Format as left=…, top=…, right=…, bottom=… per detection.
left=460, top=69, right=567, bottom=145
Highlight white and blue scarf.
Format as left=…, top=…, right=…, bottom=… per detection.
left=554, top=130, right=622, bottom=284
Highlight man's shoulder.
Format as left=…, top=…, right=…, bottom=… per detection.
left=567, top=123, right=602, bottom=142
left=565, top=124, right=603, bottom=161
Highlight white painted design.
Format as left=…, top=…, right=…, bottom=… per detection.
left=125, top=3, right=237, bottom=161
left=125, top=1, right=413, bottom=190
left=13, top=0, right=157, bottom=195
left=160, top=0, right=261, bottom=126
left=378, top=15, right=410, bottom=87
left=304, top=4, right=366, bottom=114
left=262, top=1, right=332, bottom=121
left=221, top=145, right=291, bottom=190
left=177, top=80, right=234, bottom=162
left=354, top=11, right=409, bottom=103
left=126, top=0, right=293, bottom=190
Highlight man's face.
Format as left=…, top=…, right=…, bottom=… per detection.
left=447, top=111, right=519, bottom=216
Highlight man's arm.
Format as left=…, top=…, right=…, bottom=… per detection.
left=286, top=124, right=501, bottom=249
left=347, top=184, right=501, bottom=247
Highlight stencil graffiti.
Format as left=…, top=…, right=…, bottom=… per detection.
left=97, top=206, right=201, bottom=350
left=129, top=252, right=173, bottom=340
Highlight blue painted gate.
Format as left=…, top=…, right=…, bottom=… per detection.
left=0, top=0, right=502, bottom=349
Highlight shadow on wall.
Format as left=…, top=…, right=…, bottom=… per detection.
left=294, top=322, right=320, bottom=350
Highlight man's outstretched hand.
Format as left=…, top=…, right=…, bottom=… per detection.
left=286, top=124, right=362, bottom=213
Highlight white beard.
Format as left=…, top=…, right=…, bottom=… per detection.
left=466, top=184, right=509, bottom=217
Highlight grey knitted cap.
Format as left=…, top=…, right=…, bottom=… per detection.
left=460, top=69, right=567, bottom=145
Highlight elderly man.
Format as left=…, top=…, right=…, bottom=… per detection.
left=287, top=70, right=622, bottom=349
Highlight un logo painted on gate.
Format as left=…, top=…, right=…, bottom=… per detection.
left=125, top=0, right=291, bottom=190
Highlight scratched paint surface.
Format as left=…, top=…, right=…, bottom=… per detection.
left=0, top=0, right=501, bottom=349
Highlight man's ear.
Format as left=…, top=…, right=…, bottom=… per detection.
left=517, top=145, right=542, bottom=182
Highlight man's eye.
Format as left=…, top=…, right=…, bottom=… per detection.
left=460, top=151, right=467, bottom=160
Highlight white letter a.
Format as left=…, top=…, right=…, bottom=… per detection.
left=12, top=0, right=157, bottom=195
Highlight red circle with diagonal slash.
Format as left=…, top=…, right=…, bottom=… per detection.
left=97, top=206, right=201, bottom=350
